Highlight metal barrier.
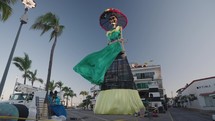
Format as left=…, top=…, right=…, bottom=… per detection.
left=36, top=96, right=48, bottom=120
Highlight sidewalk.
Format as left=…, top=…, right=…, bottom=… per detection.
left=182, top=107, right=215, bottom=116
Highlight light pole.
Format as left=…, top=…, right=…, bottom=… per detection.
left=0, top=0, right=36, bottom=97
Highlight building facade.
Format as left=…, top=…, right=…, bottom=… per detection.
left=130, top=63, right=164, bottom=105
left=176, top=76, right=215, bottom=111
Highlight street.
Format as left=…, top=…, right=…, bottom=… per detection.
left=169, top=107, right=213, bottom=121
left=66, top=108, right=172, bottom=121
left=66, top=108, right=214, bottom=121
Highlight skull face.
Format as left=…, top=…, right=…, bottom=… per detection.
left=109, top=16, right=118, bottom=25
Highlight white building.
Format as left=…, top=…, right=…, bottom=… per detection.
left=177, top=76, right=215, bottom=111
left=130, top=63, right=164, bottom=105
left=90, top=85, right=100, bottom=107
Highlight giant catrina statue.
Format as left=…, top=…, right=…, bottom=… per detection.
left=73, top=8, right=144, bottom=114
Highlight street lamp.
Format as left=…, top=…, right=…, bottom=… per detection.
left=0, top=0, right=36, bottom=97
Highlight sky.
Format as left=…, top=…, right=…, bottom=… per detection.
left=1, top=0, right=215, bottom=105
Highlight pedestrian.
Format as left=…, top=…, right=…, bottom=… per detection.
left=48, top=91, right=54, bottom=105
left=53, top=91, right=60, bottom=105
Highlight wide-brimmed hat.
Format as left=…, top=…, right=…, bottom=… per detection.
left=99, top=8, right=128, bottom=31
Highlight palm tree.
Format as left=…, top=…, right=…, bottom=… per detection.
left=62, top=86, right=70, bottom=107
left=62, top=86, right=76, bottom=107
left=55, top=81, right=63, bottom=91
left=0, top=0, right=17, bottom=21
left=80, top=95, right=92, bottom=110
left=28, top=69, right=43, bottom=86
left=79, top=91, right=89, bottom=101
left=70, top=92, right=76, bottom=107
left=31, top=12, right=65, bottom=95
left=48, top=80, right=56, bottom=92
left=13, top=53, right=32, bottom=84
left=84, top=95, right=92, bottom=109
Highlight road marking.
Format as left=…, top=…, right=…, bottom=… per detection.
left=0, top=116, right=35, bottom=120
left=168, top=111, right=174, bottom=121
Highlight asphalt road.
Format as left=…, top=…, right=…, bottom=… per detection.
left=66, top=109, right=173, bottom=121
left=169, top=107, right=213, bottom=121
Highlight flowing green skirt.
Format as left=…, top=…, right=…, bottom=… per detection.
left=73, top=42, right=122, bottom=85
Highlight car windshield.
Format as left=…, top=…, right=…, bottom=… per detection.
left=10, top=93, right=28, bottom=100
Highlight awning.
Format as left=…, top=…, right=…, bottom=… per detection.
left=199, top=91, right=215, bottom=96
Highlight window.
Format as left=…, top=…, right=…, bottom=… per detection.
left=136, top=83, right=149, bottom=89
left=136, top=72, right=154, bottom=79
left=11, top=93, right=28, bottom=100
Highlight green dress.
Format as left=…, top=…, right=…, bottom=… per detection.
left=73, top=26, right=122, bottom=85
left=94, top=26, right=145, bottom=114
left=74, top=26, right=145, bottom=114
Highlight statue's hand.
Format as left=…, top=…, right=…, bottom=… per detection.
left=118, top=38, right=124, bottom=43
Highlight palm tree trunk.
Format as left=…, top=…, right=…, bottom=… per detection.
left=71, top=97, right=73, bottom=107
left=24, top=72, right=27, bottom=84
left=66, top=96, right=69, bottom=107
left=45, top=36, right=57, bottom=95
left=24, top=78, right=26, bottom=84
left=45, top=36, right=57, bottom=118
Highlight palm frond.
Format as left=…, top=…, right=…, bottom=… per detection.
left=13, top=57, right=24, bottom=62
left=62, top=86, right=69, bottom=92
left=23, top=71, right=30, bottom=78
left=40, top=24, right=52, bottom=36
left=1, top=0, right=17, bottom=4
left=0, top=0, right=17, bottom=21
left=37, top=78, right=43, bottom=83
left=13, top=62, right=24, bottom=71
left=0, top=2, right=12, bottom=21
left=48, top=80, right=56, bottom=91
left=31, top=12, right=64, bottom=41
left=49, top=31, right=55, bottom=41
left=31, top=22, right=45, bottom=30
left=56, top=25, right=65, bottom=37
